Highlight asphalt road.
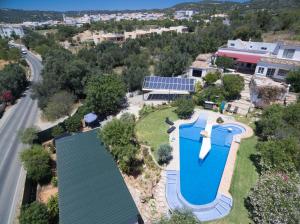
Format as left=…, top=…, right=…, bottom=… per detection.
left=0, top=51, right=42, bottom=224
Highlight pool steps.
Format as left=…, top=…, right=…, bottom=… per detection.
left=166, top=171, right=233, bottom=222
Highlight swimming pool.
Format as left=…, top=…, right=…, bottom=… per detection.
left=179, top=120, right=244, bottom=205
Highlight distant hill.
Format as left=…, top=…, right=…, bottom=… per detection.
left=1, top=0, right=300, bottom=23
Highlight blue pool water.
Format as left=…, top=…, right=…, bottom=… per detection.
left=179, top=121, right=244, bottom=205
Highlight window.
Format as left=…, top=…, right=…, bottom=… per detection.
left=230, top=43, right=235, bottom=47
left=266, top=68, right=276, bottom=77
left=257, top=67, right=265, bottom=74
left=261, top=47, right=267, bottom=50
left=282, top=49, right=295, bottom=59
left=277, top=69, right=289, bottom=77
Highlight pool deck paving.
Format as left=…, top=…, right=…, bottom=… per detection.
left=164, top=109, right=253, bottom=221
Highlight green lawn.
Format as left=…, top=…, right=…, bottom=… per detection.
left=209, top=136, right=258, bottom=224
left=135, top=107, right=178, bottom=153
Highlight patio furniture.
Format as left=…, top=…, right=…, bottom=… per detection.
left=233, top=106, right=239, bottom=114
left=167, top=126, right=176, bottom=134
left=165, top=117, right=174, bottom=125
left=225, top=104, right=232, bottom=112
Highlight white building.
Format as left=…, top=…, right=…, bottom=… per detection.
left=255, top=44, right=300, bottom=80
left=0, top=24, right=24, bottom=38
left=216, top=39, right=300, bottom=80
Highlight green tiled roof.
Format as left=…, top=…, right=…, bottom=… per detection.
left=56, top=129, right=140, bottom=224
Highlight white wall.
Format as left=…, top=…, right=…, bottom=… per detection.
left=227, top=39, right=278, bottom=53
left=277, top=48, right=300, bottom=61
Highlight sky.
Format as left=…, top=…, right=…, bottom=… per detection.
left=0, top=0, right=247, bottom=11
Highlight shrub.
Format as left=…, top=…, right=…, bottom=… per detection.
left=256, top=137, right=300, bottom=172
left=51, top=125, right=66, bottom=138
left=20, top=145, right=51, bottom=183
left=64, top=114, right=82, bottom=133
left=193, top=86, right=226, bottom=106
left=157, top=144, right=173, bottom=165
left=47, top=194, right=59, bottom=224
left=246, top=173, right=300, bottom=224
left=158, top=210, right=200, bottom=224
left=174, top=98, right=194, bottom=119
left=139, top=104, right=156, bottom=118
left=203, top=72, right=221, bottom=85
left=222, top=74, right=244, bottom=100
left=51, top=176, right=58, bottom=187
left=286, top=70, right=300, bottom=92
left=216, top=117, right=224, bottom=123
left=19, top=126, right=39, bottom=145
left=19, top=202, right=49, bottom=224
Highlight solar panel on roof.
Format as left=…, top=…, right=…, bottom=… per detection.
left=142, top=76, right=195, bottom=92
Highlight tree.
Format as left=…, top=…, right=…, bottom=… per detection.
left=64, top=113, right=82, bottom=133
left=99, top=118, right=135, bottom=150
left=85, top=75, right=126, bottom=115
left=157, top=144, right=173, bottom=165
left=174, top=98, right=195, bottom=119
left=43, top=91, right=75, bottom=121
left=19, top=202, right=49, bottom=224
left=256, top=137, right=300, bottom=172
left=115, top=144, right=138, bottom=174
left=157, top=210, right=201, bottom=224
left=0, top=63, right=27, bottom=99
left=246, top=173, right=300, bottom=224
left=123, top=65, right=149, bottom=91
left=99, top=114, right=138, bottom=174
left=19, top=126, right=39, bottom=145
left=255, top=104, right=285, bottom=140
left=155, top=47, right=190, bottom=76
left=203, top=72, right=221, bottom=85
left=215, top=57, right=235, bottom=70
left=47, top=194, right=59, bottom=224
left=222, top=74, right=244, bottom=100
left=1, top=90, right=13, bottom=103
left=286, top=70, right=300, bottom=92
left=194, top=86, right=226, bottom=106
left=51, top=125, right=66, bottom=138
left=20, top=145, right=51, bottom=182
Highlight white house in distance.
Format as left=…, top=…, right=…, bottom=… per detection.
left=0, top=24, right=24, bottom=38
left=216, top=39, right=300, bottom=81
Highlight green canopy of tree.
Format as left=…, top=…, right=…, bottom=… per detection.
left=155, top=47, right=190, bottom=76
left=222, top=74, right=244, bottom=100
left=85, top=74, right=126, bottom=115
left=20, top=145, right=51, bottom=182
left=47, top=194, right=59, bottom=224
left=193, top=86, right=226, bottom=106
left=257, top=137, right=300, bottom=172
left=32, top=48, right=88, bottom=109
left=215, top=57, right=235, bottom=69
left=0, top=63, right=27, bottom=99
left=173, top=98, right=195, bottom=119
left=203, top=72, right=221, bottom=85
left=286, top=70, right=300, bottom=93
left=246, top=173, right=300, bottom=224
left=43, top=91, right=75, bottom=121
left=19, top=202, right=50, bottom=224
left=19, top=126, right=39, bottom=145
left=0, top=38, right=21, bottom=61
left=99, top=113, right=138, bottom=174
left=123, top=64, right=150, bottom=91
